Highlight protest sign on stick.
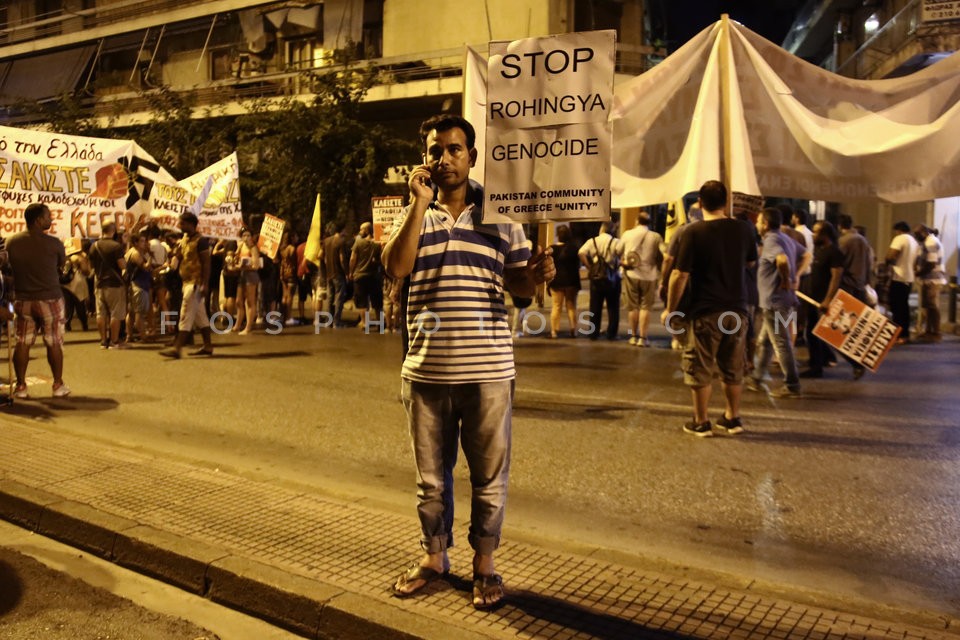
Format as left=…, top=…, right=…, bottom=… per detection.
left=372, top=196, right=403, bottom=242
left=799, top=290, right=900, bottom=372
left=483, top=30, right=615, bottom=223
left=257, top=213, right=285, bottom=261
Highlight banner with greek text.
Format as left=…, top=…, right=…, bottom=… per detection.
left=0, top=125, right=174, bottom=239
left=812, top=290, right=900, bottom=372
left=150, top=152, right=243, bottom=240
left=372, top=195, right=403, bottom=242
left=483, top=30, right=615, bottom=223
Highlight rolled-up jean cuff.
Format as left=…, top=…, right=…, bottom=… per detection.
left=420, top=534, right=452, bottom=554
left=468, top=533, right=500, bottom=555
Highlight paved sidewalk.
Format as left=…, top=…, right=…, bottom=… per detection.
left=1, top=416, right=957, bottom=640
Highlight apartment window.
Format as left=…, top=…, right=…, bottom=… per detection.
left=362, top=0, right=383, bottom=59
left=287, top=37, right=327, bottom=70
left=37, top=0, right=64, bottom=19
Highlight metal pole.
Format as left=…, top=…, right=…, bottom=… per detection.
left=948, top=276, right=957, bottom=325
left=197, top=14, right=218, bottom=73
left=82, top=38, right=104, bottom=92
left=129, top=28, right=150, bottom=84
left=145, top=24, right=166, bottom=82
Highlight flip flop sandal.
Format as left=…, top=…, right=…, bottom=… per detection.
left=392, top=565, right=447, bottom=598
left=472, top=573, right=505, bottom=610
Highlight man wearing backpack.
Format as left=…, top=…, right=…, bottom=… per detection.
left=578, top=221, right=623, bottom=340
left=620, top=212, right=663, bottom=347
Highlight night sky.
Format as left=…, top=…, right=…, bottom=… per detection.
left=660, top=0, right=807, bottom=50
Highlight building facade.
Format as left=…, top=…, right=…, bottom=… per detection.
left=783, top=0, right=960, bottom=283
left=0, top=0, right=663, bottom=129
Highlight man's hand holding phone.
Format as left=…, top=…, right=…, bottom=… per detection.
left=408, top=164, right=434, bottom=203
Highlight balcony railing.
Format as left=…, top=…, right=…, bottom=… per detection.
left=0, top=0, right=231, bottom=43
left=836, top=0, right=921, bottom=78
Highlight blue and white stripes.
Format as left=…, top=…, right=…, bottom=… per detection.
left=398, top=203, right=530, bottom=383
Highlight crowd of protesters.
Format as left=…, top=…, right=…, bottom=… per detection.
left=0, top=190, right=947, bottom=398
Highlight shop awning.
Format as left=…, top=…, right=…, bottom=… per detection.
left=0, top=45, right=96, bottom=105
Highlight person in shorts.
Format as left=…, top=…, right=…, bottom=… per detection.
left=89, top=220, right=127, bottom=348
left=159, top=213, right=214, bottom=358
left=661, top=181, right=757, bottom=437
left=5, top=203, right=71, bottom=398
left=619, top=212, right=663, bottom=346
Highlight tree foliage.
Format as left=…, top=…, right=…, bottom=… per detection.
left=123, top=87, right=235, bottom=180
left=235, top=64, right=415, bottom=234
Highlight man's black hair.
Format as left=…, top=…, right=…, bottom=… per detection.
left=419, top=114, right=476, bottom=150
left=698, top=180, right=727, bottom=212
left=24, top=203, right=50, bottom=227
left=793, top=209, right=808, bottom=226
left=837, top=214, right=854, bottom=230
left=893, top=220, right=911, bottom=233
left=761, top=207, right=783, bottom=230
left=816, top=220, right=838, bottom=245
left=180, top=212, right=199, bottom=227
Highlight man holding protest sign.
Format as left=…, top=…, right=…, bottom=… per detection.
left=383, top=114, right=554, bottom=610
left=5, top=203, right=71, bottom=399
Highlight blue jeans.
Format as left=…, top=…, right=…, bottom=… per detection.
left=753, top=307, right=800, bottom=390
left=400, top=379, right=513, bottom=555
left=327, top=277, right=347, bottom=326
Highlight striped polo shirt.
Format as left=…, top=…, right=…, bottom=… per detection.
left=398, top=200, right=531, bottom=384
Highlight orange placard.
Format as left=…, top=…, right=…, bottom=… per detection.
left=372, top=196, right=404, bottom=242
left=812, top=290, right=900, bottom=372
left=256, top=213, right=285, bottom=260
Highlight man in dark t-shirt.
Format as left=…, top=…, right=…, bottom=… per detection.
left=803, top=220, right=844, bottom=378
left=661, top=181, right=757, bottom=437
left=322, top=224, right=348, bottom=327
left=88, top=220, right=127, bottom=348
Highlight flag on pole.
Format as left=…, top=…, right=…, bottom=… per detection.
left=304, top=194, right=322, bottom=266
left=188, top=176, right=215, bottom=216
left=664, top=198, right=687, bottom=247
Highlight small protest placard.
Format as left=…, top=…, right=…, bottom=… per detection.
left=372, top=195, right=404, bottom=242
left=257, top=213, right=285, bottom=261
left=809, top=290, right=900, bottom=372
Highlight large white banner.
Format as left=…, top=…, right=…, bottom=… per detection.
left=0, top=125, right=173, bottom=239
left=483, top=30, right=615, bottom=223
left=611, top=19, right=960, bottom=207
left=150, top=152, right=243, bottom=239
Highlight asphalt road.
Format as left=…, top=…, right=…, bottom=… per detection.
left=3, top=314, right=959, bottom=623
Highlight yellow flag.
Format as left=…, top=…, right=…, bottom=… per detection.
left=304, top=194, right=322, bottom=266
left=664, top=197, right=687, bottom=247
